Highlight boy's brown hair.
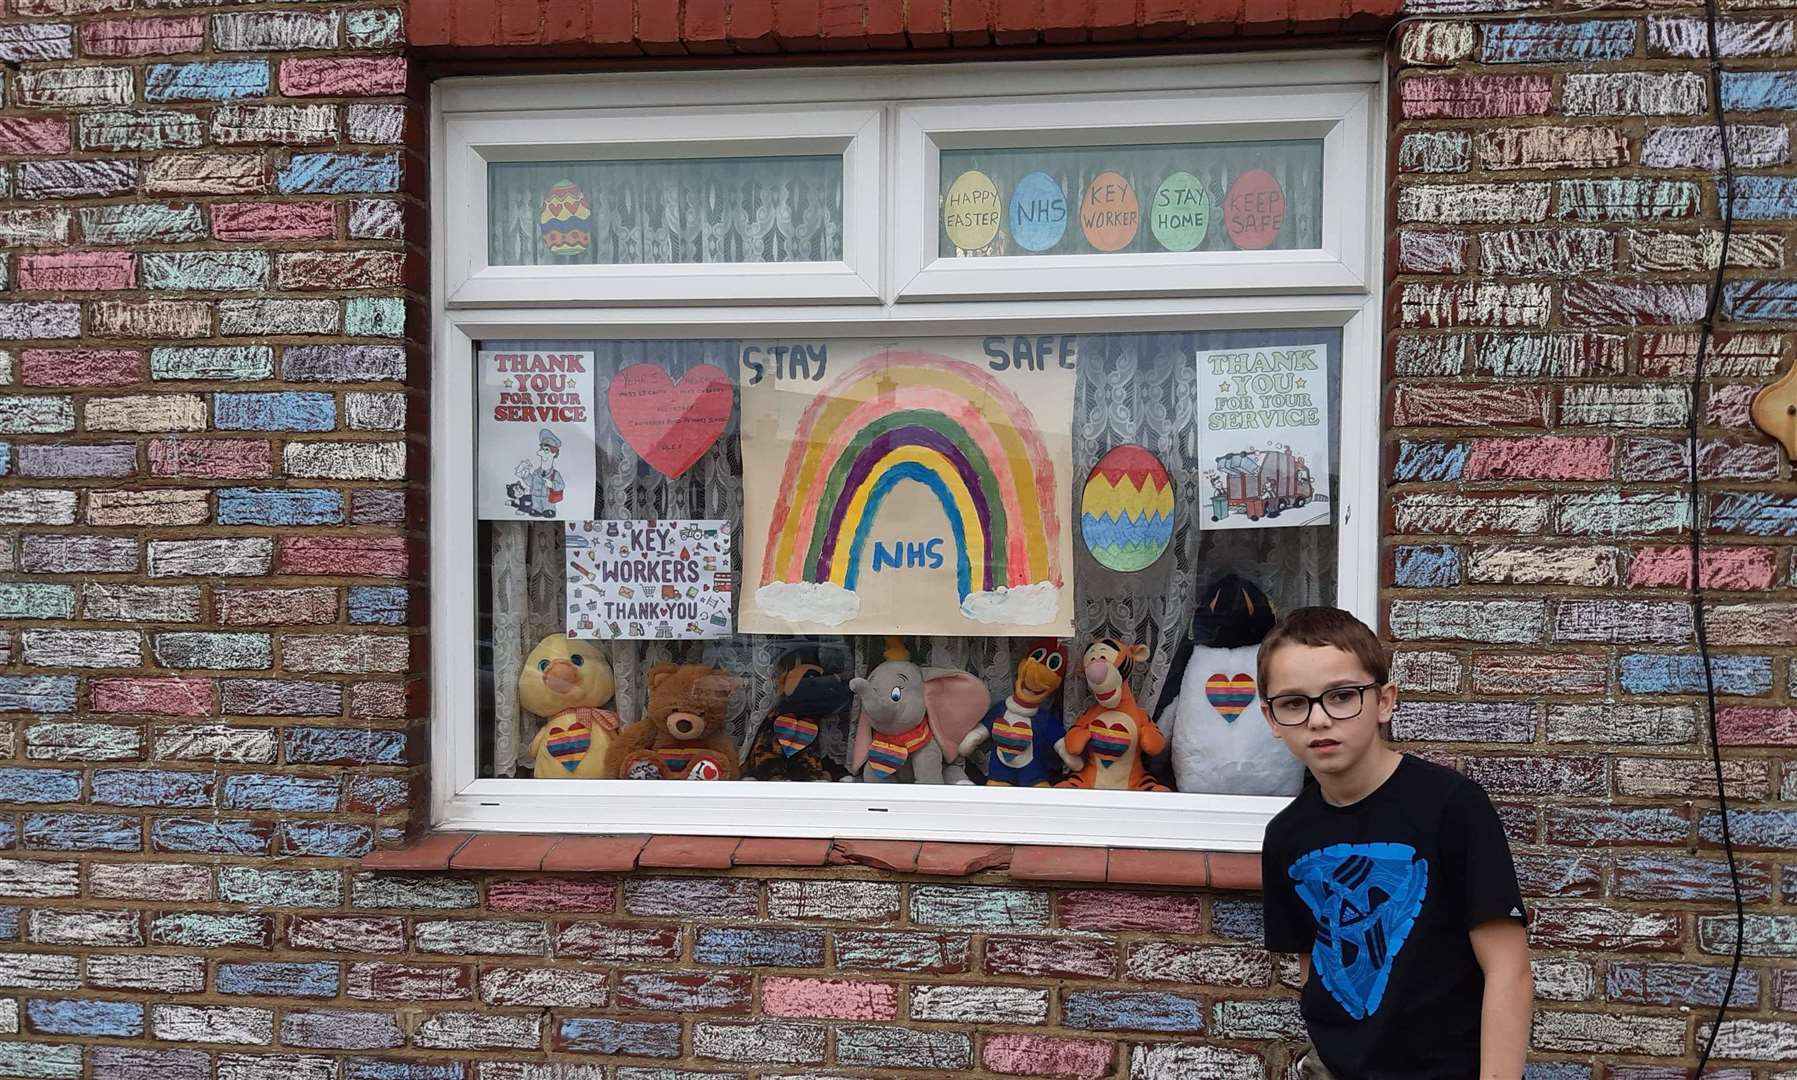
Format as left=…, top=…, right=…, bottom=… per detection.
left=1255, top=606, right=1390, bottom=693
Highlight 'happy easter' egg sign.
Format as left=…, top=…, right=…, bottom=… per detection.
left=944, top=170, right=1002, bottom=251
left=1080, top=444, right=1175, bottom=573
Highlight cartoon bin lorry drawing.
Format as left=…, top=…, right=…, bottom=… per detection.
left=1211, top=446, right=1315, bottom=521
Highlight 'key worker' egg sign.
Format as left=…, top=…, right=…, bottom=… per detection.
left=1223, top=168, right=1285, bottom=250
left=1080, top=171, right=1139, bottom=252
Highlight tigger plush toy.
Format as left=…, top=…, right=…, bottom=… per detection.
left=1056, top=637, right=1170, bottom=792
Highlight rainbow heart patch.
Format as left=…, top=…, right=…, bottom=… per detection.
left=1088, top=725, right=1132, bottom=766
left=546, top=722, right=590, bottom=772
left=773, top=716, right=818, bottom=757
left=1205, top=673, right=1257, bottom=724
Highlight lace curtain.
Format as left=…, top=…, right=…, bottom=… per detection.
left=481, top=330, right=1341, bottom=778
left=488, top=157, right=843, bottom=267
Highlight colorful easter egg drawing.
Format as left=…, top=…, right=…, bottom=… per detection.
left=1080, top=170, right=1139, bottom=252
left=1080, top=444, right=1175, bottom=572
left=539, top=179, right=593, bottom=256
left=1008, top=170, right=1068, bottom=252
left=1223, top=168, right=1285, bottom=250
left=943, top=170, right=1002, bottom=251
left=1151, top=171, right=1210, bottom=252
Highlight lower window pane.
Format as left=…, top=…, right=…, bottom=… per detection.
left=475, top=329, right=1341, bottom=798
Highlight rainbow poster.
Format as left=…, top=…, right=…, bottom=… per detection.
left=739, top=338, right=1077, bottom=636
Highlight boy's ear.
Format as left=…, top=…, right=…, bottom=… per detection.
left=1374, top=681, right=1399, bottom=727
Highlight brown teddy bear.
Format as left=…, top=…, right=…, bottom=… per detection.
left=607, top=662, right=742, bottom=781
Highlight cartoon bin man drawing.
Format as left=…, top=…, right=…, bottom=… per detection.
left=512, top=427, right=566, bottom=517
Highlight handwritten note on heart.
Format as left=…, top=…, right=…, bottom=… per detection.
left=608, top=363, right=734, bottom=478
left=1205, top=673, right=1256, bottom=723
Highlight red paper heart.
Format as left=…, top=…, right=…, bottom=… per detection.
left=608, top=363, right=734, bottom=478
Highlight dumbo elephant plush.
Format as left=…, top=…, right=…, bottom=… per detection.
left=848, top=643, right=989, bottom=785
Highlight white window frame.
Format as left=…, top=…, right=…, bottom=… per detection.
left=431, top=53, right=1385, bottom=851
left=893, top=85, right=1374, bottom=301
left=441, top=105, right=883, bottom=306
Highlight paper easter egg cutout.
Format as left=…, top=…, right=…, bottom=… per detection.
left=943, top=170, right=1002, bottom=251
left=1080, top=444, right=1175, bottom=572
left=1151, top=171, right=1210, bottom=252
left=539, top=179, right=594, bottom=256
left=1223, top=169, right=1285, bottom=251
left=1079, top=170, right=1140, bottom=252
left=1008, top=170, right=1069, bottom=252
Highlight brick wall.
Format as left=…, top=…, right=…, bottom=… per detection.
left=1388, top=0, right=1797, bottom=1071
left=0, top=0, right=1794, bottom=1075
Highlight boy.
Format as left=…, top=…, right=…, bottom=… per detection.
left=1258, top=607, right=1532, bottom=1080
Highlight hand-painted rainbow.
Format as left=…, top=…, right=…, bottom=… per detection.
left=761, top=351, right=1062, bottom=602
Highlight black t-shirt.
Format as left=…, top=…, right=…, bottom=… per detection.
left=1262, top=755, right=1526, bottom=1080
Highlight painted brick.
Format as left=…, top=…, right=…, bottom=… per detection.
left=91, top=677, right=211, bottom=716
left=347, top=106, right=407, bottom=145
left=349, top=199, right=405, bottom=239
left=1619, top=653, right=1773, bottom=695
left=26, top=721, right=143, bottom=760
left=0, top=950, right=81, bottom=986
left=149, top=438, right=274, bottom=479
left=1533, top=1011, right=1685, bottom=1055
left=1391, top=384, right=1548, bottom=426
left=0, top=488, right=78, bottom=525
left=1616, top=756, right=1770, bottom=799
left=1130, top=1045, right=1266, bottom=1080
left=1465, top=437, right=1612, bottom=481
left=283, top=343, right=407, bottom=381
left=218, top=298, right=340, bottom=336
left=1398, top=183, right=1549, bottom=224
left=285, top=441, right=407, bottom=480
left=146, top=153, right=267, bottom=196
left=0, top=22, right=74, bottom=60
left=0, top=116, right=72, bottom=156
left=217, top=961, right=339, bottom=998
left=1392, top=493, right=1550, bottom=535
left=1563, top=281, right=1707, bottom=325
left=288, top=915, right=406, bottom=952
left=480, top=966, right=609, bottom=1007
left=617, top=971, right=752, bottom=1012
left=19, top=251, right=136, bottom=293
left=0, top=208, right=73, bottom=246
left=151, top=817, right=272, bottom=856
left=412, top=1011, right=543, bottom=1051
left=0, top=676, right=75, bottom=714
left=1400, top=21, right=1473, bottom=64
left=149, top=538, right=273, bottom=577
left=1546, top=702, right=1697, bottom=744
left=1211, top=998, right=1306, bottom=1038
left=1393, top=545, right=1459, bottom=587
left=81, top=15, right=204, bottom=55
left=91, top=768, right=213, bottom=808
left=1064, top=990, right=1205, bottom=1032
left=1720, top=69, right=1797, bottom=110
left=90, top=1047, right=210, bottom=1080
left=212, top=11, right=341, bottom=50
left=910, top=884, right=1049, bottom=929
left=216, top=488, right=343, bottom=526
left=1643, top=124, right=1789, bottom=169
left=1061, top=890, right=1206, bottom=932
left=213, top=104, right=337, bottom=145
left=82, top=203, right=206, bottom=244
left=1564, top=72, right=1707, bottom=115
left=281, top=1010, right=405, bottom=1051
left=347, top=962, right=473, bottom=1001
left=0, top=396, right=75, bottom=434
left=145, top=61, right=269, bottom=102
left=1471, top=650, right=1610, bottom=696
left=1392, top=440, right=1467, bottom=481
left=1697, top=914, right=1797, bottom=958
left=1480, top=20, right=1637, bottom=62
left=1400, top=74, right=1552, bottom=118
left=27, top=997, right=145, bottom=1037
left=220, top=679, right=341, bottom=716
left=16, top=66, right=135, bottom=107
left=1648, top=15, right=1793, bottom=57
left=278, top=152, right=402, bottom=194
left=1481, top=229, right=1613, bottom=275
left=155, top=724, right=278, bottom=763
left=0, top=303, right=82, bottom=341
left=416, top=919, right=547, bottom=955
left=911, top=982, right=1050, bottom=1023
left=90, top=862, right=213, bottom=902
left=985, top=1034, right=1117, bottom=1078
left=211, top=201, right=337, bottom=242
left=88, top=488, right=211, bottom=528
left=84, top=585, right=203, bottom=622
left=1631, top=228, right=1783, bottom=272
left=1391, top=701, right=1535, bottom=742
left=835, top=1026, right=973, bottom=1071
left=556, top=1017, right=681, bottom=1057
left=1614, top=854, right=1770, bottom=903
left=216, top=392, right=336, bottom=432
left=1398, top=131, right=1470, bottom=173
left=81, top=109, right=205, bottom=151
left=1399, top=282, right=1551, bottom=328
left=281, top=57, right=408, bottom=96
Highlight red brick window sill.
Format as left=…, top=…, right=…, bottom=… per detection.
left=362, top=833, right=1262, bottom=891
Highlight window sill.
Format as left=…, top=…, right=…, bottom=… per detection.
left=362, top=832, right=1263, bottom=891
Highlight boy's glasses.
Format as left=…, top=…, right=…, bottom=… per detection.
left=1266, top=682, right=1383, bottom=727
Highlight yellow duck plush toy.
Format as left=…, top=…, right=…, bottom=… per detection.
left=520, top=635, right=620, bottom=778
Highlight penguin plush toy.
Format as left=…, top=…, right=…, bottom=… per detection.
left=1152, top=574, right=1302, bottom=796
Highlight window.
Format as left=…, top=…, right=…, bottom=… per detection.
left=433, top=54, right=1384, bottom=849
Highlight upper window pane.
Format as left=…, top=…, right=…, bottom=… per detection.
left=937, top=140, right=1322, bottom=258
left=488, top=155, right=844, bottom=266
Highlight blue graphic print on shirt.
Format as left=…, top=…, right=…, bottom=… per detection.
left=1288, top=842, right=1429, bottom=1020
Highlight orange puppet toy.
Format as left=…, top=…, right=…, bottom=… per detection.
left=1056, top=638, right=1171, bottom=792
